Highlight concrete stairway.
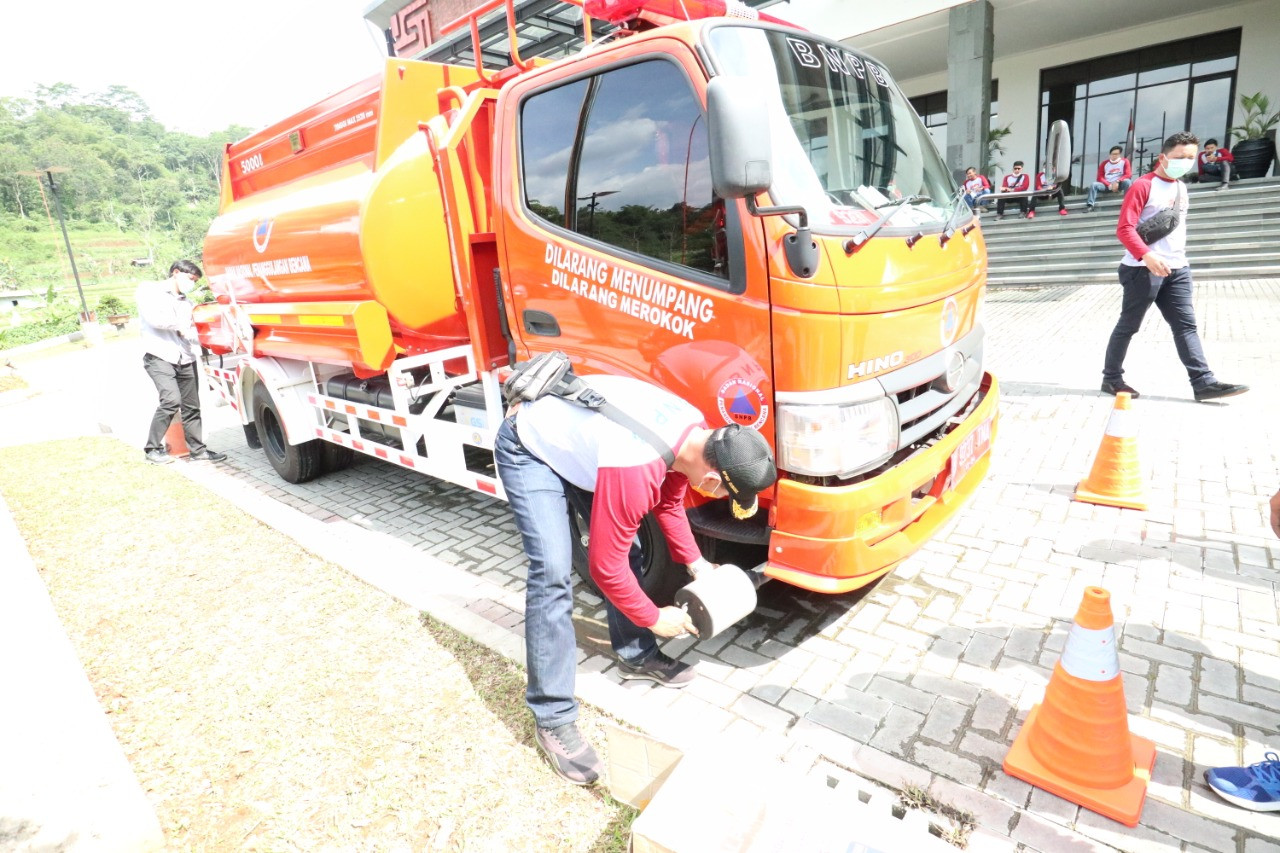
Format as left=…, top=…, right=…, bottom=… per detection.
left=982, top=175, right=1280, bottom=286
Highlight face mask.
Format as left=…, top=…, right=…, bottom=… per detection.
left=1163, top=158, right=1194, bottom=179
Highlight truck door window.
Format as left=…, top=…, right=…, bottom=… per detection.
left=520, top=60, right=730, bottom=285
left=521, top=79, right=590, bottom=226
left=572, top=60, right=726, bottom=281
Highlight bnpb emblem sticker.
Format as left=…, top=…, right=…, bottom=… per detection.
left=940, top=296, right=960, bottom=347
left=252, top=219, right=274, bottom=254
left=716, top=378, right=769, bottom=431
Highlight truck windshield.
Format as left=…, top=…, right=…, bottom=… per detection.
left=706, top=26, right=959, bottom=234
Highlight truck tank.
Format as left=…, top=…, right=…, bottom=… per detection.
left=200, top=60, right=484, bottom=372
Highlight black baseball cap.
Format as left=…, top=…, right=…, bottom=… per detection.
left=707, top=424, right=777, bottom=519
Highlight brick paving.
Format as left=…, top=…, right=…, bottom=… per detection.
left=4, top=280, right=1278, bottom=851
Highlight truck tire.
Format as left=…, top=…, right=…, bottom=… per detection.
left=252, top=380, right=322, bottom=483
left=570, top=508, right=688, bottom=607
left=321, top=442, right=355, bottom=473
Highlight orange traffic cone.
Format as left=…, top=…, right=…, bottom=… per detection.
left=1003, top=587, right=1155, bottom=827
left=164, top=418, right=190, bottom=458
left=1074, top=391, right=1146, bottom=510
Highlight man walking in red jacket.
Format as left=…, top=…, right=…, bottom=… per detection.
left=1100, top=131, right=1248, bottom=403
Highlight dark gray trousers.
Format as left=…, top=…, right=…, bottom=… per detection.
left=143, top=353, right=205, bottom=454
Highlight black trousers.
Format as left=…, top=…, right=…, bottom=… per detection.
left=1102, top=264, right=1216, bottom=390
left=996, top=195, right=1028, bottom=216
left=143, top=353, right=206, bottom=454
left=1029, top=188, right=1067, bottom=213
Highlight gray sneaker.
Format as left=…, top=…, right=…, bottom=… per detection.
left=188, top=449, right=227, bottom=462
left=145, top=449, right=173, bottom=465
left=618, top=651, right=695, bottom=687
left=534, top=722, right=602, bottom=786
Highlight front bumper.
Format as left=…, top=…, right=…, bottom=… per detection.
left=764, top=373, right=999, bottom=593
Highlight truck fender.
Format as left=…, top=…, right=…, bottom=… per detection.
left=241, top=356, right=318, bottom=447
left=650, top=341, right=772, bottom=434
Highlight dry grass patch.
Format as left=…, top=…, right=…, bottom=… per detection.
left=0, top=437, right=635, bottom=851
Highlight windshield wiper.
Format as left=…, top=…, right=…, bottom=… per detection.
left=843, top=195, right=932, bottom=253
left=939, top=190, right=978, bottom=248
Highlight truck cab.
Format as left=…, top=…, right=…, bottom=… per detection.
left=494, top=16, right=994, bottom=594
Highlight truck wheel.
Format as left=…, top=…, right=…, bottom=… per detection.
left=252, top=380, right=322, bottom=483
left=570, top=509, right=687, bottom=607
left=321, top=442, right=354, bottom=473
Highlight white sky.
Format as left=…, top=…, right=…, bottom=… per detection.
left=1, top=0, right=390, bottom=136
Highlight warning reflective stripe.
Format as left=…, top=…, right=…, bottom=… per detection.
left=1105, top=409, right=1137, bottom=439
left=1059, top=624, right=1120, bottom=681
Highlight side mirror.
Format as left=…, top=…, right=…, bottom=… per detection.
left=707, top=76, right=773, bottom=199
left=1045, top=119, right=1072, bottom=184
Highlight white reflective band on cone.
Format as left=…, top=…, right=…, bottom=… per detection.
left=1059, top=624, right=1120, bottom=680
left=1105, top=408, right=1137, bottom=439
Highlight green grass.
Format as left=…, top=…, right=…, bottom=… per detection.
left=0, top=436, right=637, bottom=851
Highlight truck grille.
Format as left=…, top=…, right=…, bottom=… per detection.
left=882, top=325, right=984, bottom=446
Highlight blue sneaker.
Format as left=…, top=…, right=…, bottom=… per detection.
left=1204, top=752, right=1280, bottom=811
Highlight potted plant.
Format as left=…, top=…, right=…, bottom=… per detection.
left=1228, top=91, right=1280, bottom=179
left=97, top=294, right=131, bottom=331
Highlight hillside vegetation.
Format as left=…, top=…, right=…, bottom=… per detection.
left=0, top=83, right=247, bottom=328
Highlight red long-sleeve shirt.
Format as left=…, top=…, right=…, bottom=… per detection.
left=1116, top=171, right=1189, bottom=269
left=514, top=375, right=705, bottom=627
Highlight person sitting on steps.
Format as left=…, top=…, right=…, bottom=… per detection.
left=1191, top=138, right=1233, bottom=189
left=996, top=161, right=1031, bottom=220
left=1085, top=146, right=1133, bottom=211
left=1028, top=168, right=1068, bottom=219
left=961, top=166, right=993, bottom=212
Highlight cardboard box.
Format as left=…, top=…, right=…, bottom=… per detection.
left=606, top=724, right=685, bottom=811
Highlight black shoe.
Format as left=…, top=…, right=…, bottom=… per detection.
left=618, top=651, right=695, bottom=687
left=188, top=449, right=227, bottom=462
left=534, top=722, right=602, bottom=786
left=1100, top=381, right=1141, bottom=399
left=145, top=449, right=173, bottom=465
left=1194, top=382, right=1249, bottom=402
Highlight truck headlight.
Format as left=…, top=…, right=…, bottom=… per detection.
left=777, top=398, right=898, bottom=477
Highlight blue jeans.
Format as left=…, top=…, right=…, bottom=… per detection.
left=1087, top=178, right=1131, bottom=205
left=494, top=416, right=657, bottom=729
left=1103, top=264, right=1216, bottom=390
left=964, top=189, right=990, bottom=210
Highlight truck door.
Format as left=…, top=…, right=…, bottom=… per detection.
left=497, top=47, right=773, bottom=426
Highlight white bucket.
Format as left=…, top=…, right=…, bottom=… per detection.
left=674, top=563, right=758, bottom=640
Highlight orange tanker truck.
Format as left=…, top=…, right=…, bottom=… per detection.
left=196, top=0, right=1068, bottom=601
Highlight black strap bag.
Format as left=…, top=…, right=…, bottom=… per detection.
left=1134, top=181, right=1185, bottom=245
left=502, top=351, right=676, bottom=467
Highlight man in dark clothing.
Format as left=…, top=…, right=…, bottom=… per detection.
left=137, top=260, right=226, bottom=463
left=1100, top=132, right=1248, bottom=403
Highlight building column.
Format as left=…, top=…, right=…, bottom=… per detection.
left=946, top=0, right=994, bottom=181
